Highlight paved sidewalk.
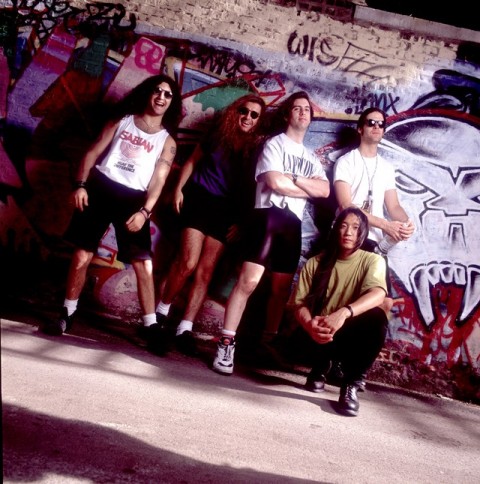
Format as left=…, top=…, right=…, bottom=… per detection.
left=2, top=317, right=480, bottom=483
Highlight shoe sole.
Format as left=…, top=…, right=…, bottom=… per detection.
left=337, top=408, right=359, bottom=417
left=212, top=364, right=233, bottom=375
left=304, top=383, right=325, bottom=393
left=41, top=324, right=66, bottom=336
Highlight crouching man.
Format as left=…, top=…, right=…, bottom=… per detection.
left=289, top=207, right=388, bottom=416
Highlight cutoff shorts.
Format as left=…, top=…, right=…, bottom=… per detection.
left=64, top=170, right=152, bottom=263
left=180, top=181, right=234, bottom=244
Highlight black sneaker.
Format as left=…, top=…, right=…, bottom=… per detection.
left=145, top=313, right=170, bottom=356
left=42, top=308, right=75, bottom=336
left=338, top=384, right=359, bottom=417
left=175, top=330, right=198, bottom=356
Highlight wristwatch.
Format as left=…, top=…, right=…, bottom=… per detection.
left=292, top=174, right=298, bottom=184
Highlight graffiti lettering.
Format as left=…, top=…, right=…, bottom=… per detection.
left=345, top=88, right=401, bottom=115
left=287, top=31, right=340, bottom=65
left=288, top=32, right=396, bottom=86
left=7, top=1, right=135, bottom=43
left=188, top=45, right=259, bottom=79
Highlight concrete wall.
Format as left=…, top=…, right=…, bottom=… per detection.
left=1, top=0, right=479, bottom=401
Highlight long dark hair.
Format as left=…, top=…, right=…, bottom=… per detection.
left=305, top=207, right=369, bottom=315
left=111, top=74, right=183, bottom=134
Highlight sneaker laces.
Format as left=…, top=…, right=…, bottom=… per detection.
left=222, top=345, right=233, bottom=361
left=218, top=338, right=234, bottom=361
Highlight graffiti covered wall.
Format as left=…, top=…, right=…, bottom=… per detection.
left=0, top=0, right=479, bottom=399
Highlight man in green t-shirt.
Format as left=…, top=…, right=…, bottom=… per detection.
left=290, top=207, right=388, bottom=416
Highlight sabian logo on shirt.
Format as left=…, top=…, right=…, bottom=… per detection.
left=119, top=130, right=155, bottom=153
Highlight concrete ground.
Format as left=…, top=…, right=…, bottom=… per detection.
left=2, top=316, right=480, bottom=483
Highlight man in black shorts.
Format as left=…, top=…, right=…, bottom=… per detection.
left=151, top=94, right=265, bottom=356
left=42, top=75, right=182, bottom=336
left=212, top=91, right=330, bottom=375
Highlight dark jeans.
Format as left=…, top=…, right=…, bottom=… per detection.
left=310, top=307, right=388, bottom=383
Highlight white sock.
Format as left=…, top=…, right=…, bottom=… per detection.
left=221, top=329, right=236, bottom=341
left=64, top=298, right=78, bottom=316
left=156, top=301, right=171, bottom=316
left=176, top=320, right=193, bottom=336
left=142, top=313, right=157, bottom=327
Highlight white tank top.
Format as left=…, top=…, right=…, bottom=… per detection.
left=96, top=115, right=170, bottom=191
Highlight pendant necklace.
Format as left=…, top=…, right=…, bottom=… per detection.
left=358, top=150, right=378, bottom=213
left=139, top=116, right=161, bottom=133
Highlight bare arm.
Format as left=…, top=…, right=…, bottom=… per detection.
left=384, top=189, right=415, bottom=241
left=126, top=135, right=176, bottom=232
left=259, top=171, right=330, bottom=199
left=73, top=120, right=120, bottom=211
left=294, top=287, right=386, bottom=345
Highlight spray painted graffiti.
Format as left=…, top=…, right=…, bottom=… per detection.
left=288, top=31, right=396, bottom=86
left=382, top=111, right=480, bottom=366
left=0, top=2, right=479, bottom=381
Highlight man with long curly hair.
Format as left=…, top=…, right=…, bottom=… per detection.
left=148, top=93, right=266, bottom=356
left=42, top=74, right=183, bottom=336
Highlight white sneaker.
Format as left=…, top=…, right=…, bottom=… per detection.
left=212, top=337, right=235, bottom=375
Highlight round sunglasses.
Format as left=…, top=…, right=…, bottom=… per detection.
left=152, top=86, right=173, bottom=100
left=237, top=106, right=260, bottom=120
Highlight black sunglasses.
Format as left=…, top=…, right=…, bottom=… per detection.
left=365, top=119, right=386, bottom=128
left=152, top=86, right=173, bottom=99
left=238, top=106, right=260, bottom=120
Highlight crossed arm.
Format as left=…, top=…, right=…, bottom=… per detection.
left=259, top=170, right=330, bottom=199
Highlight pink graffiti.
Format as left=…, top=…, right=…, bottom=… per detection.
left=134, top=38, right=165, bottom=74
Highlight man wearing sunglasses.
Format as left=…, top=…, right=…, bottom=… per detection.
left=42, top=75, right=182, bottom=336
left=151, top=94, right=266, bottom=356
left=329, top=107, right=415, bottom=390
left=212, top=91, right=330, bottom=375
left=334, top=107, right=415, bottom=256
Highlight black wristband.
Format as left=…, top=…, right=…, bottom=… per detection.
left=74, top=180, right=87, bottom=190
left=292, top=173, right=298, bottom=184
left=346, top=305, right=354, bottom=318
left=139, top=207, right=151, bottom=219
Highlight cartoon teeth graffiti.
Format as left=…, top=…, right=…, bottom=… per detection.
left=380, top=112, right=480, bottom=328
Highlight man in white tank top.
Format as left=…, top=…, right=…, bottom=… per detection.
left=42, top=75, right=181, bottom=345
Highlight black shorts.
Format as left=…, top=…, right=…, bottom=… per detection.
left=180, top=182, right=234, bottom=244
left=362, top=238, right=392, bottom=295
left=241, top=205, right=301, bottom=273
left=64, top=170, right=152, bottom=263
